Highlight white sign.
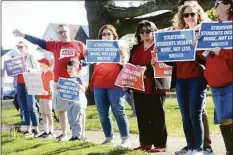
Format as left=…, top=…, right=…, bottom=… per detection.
left=23, top=72, right=45, bottom=95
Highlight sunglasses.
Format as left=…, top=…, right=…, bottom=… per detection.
left=17, top=46, right=24, bottom=49
left=102, top=32, right=112, bottom=36
left=58, top=30, right=67, bottom=35
left=183, top=12, right=196, bottom=18
left=140, top=30, right=152, bottom=34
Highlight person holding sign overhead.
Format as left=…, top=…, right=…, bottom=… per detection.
left=89, top=25, right=130, bottom=147
left=168, top=4, right=210, bottom=155
left=198, top=1, right=233, bottom=154
left=14, top=40, right=40, bottom=137
left=129, top=20, right=170, bottom=153
left=13, top=24, right=86, bottom=141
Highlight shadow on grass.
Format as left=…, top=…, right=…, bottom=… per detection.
left=87, top=148, right=132, bottom=155
left=5, top=143, right=47, bottom=154
left=41, top=142, right=95, bottom=155
left=1, top=139, right=15, bottom=145
left=86, top=113, right=99, bottom=119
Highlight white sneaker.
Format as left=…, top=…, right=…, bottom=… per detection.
left=119, top=138, right=131, bottom=148
left=101, top=137, right=114, bottom=145
left=184, top=150, right=193, bottom=155
left=192, top=150, right=203, bottom=155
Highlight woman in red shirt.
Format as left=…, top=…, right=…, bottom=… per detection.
left=129, top=20, right=170, bottom=152
left=90, top=25, right=130, bottom=147
left=203, top=0, right=233, bottom=154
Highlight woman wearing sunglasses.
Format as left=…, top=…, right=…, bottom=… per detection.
left=202, top=0, right=233, bottom=154
left=128, top=20, right=170, bottom=153
left=170, top=4, right=210, bottom=155
left=90, top=24, right=130, bottom=148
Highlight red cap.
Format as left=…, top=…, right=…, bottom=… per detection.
left=38, top=58, right=51, bottom=67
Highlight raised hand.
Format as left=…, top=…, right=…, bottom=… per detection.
left=13, top=29, right=25, bottom=38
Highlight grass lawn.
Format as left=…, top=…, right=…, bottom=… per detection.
left=1, top=131, right=147, bottom=155
left=2, top=97, right=219, bottom=136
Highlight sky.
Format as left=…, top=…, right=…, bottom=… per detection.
left=2, top=1, right=145, bottom=50
left=2, top=1, right=88, bottom=50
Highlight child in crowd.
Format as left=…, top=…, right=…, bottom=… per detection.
left=37, top=58, right=54, bottom=138
left=62, top=59, right=87, bottom=141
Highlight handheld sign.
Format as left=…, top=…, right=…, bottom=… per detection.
left=86, top=40, right=120, bottom=63
left=196, top=21, right=233, bottom=50
left=58, top=78, right=79, bottom=102
left=4, top=57, right=25, bottom=76
left=154, top=29, right=195, bottom=62
left=151, top=51, right=173, bottom=78
left=23, top=72, right=45, bottom=95
left=115, top=63, right=146, bottom=91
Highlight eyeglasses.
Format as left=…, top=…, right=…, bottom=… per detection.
left=58, top=30, right=67, bottom=35
left=140, top=30, right=152, bottom=34
left=17, top=46, right=24, bottom=49
left=102, top=32, right=112, bottom=36
left=183, top=12, right=196, bottom=18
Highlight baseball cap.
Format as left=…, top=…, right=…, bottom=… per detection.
left=38, top=58, right=52, bottom=67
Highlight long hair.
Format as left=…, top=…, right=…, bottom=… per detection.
left=98, top=24, right=118, bottom=40
left=135, top=20, right=158, bottom=44
left=172, top=3, right=210, bottom=29
left=222, top=0, right=233, bottom=18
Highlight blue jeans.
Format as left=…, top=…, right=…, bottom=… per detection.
left=17, top=83, right=39, bottom=126
left=176, top=77, right=207, bottom=150
left=94, top=87, right=129, bottom=138
left=124, top=91, right=136, bottom=115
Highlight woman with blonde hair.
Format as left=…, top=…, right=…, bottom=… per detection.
left=169, top=3, right=210, bottom=155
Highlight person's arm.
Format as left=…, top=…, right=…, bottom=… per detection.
left=24, top=35, right=47, bottom=50
left=13, top=29, right=50, bottom=51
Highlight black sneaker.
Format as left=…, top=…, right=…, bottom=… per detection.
left=34, top=131, right=40, bottom=138
left=24, top=131, right=34, bottom=137
left=203, top=147, right=213, bottom=155
left=43, top=132, right=55, bottom=139
left=37, top=132, right=48, bottom=138
left=69, top=137, right=81, bottom=141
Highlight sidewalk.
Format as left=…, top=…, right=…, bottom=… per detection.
left=2, top=124, right=225, bottom=155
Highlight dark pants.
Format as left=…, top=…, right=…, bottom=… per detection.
left=134, top=92, right=167, bottom=147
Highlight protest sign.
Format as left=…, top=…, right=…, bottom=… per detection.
left=86, top=40, right=120, bottom=63
left=58, top=78, right=79, bottom=102
left=115, top=63, right=146, bottom=91
left=23, top=72, right=45, bottom=95
left=196, top=21, right=233, bottom=50
left=4, top=57, right=25, bottom=76
left=154, top=29, right=195, bottom=62
left=151, top=51, right=173, bottom=78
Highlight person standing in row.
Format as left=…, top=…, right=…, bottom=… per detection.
left=90, top=24, right=130, bottom=147
left=130, top=20, right=170, bottom=153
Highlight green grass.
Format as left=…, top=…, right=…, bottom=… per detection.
left=2, top=97, right=219, bottom=136
left=1, top=131, right=148, bottom=155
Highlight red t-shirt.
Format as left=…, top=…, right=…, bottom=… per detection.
left=17, top=74, right=25, bottom=83
left=131, top=43, right=167, bottom=94
left=46, top=40, right=85, bottom=82
left=90, top=63, right=122, bottom=90
left=39, top=70, right=53, bottom=99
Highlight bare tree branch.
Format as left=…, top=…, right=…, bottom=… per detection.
left=104, top=0, right=175, bottom=19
